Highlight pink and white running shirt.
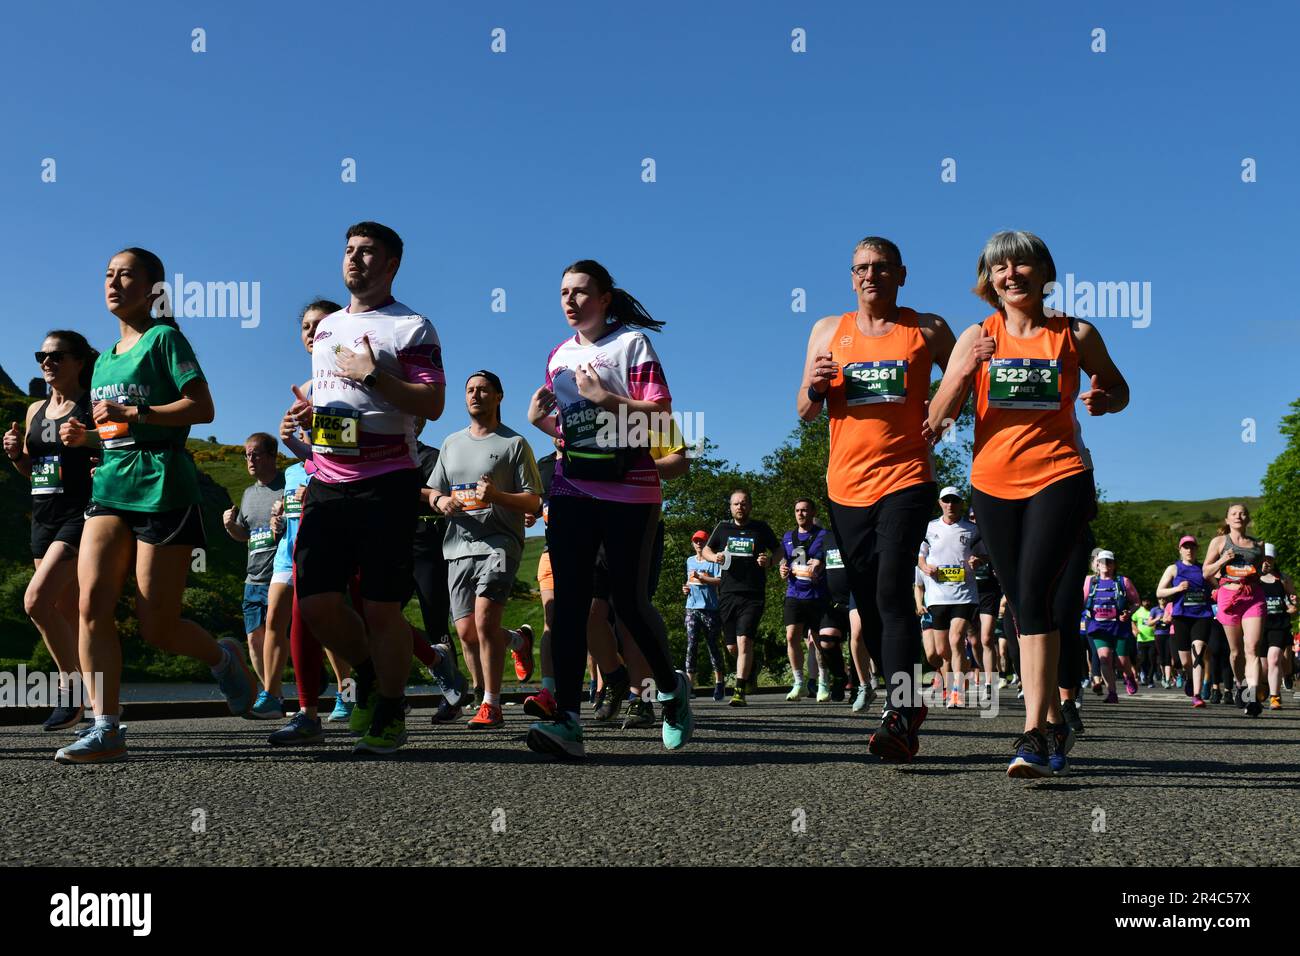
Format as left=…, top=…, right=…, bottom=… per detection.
left=544, top=323, right=670, bottom=504
left=309, top=299, right=445, bottom=483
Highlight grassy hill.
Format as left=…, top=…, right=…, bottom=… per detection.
left=1110, top=497, right=1264, bottom=547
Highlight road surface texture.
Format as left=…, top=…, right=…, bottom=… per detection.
left=2, top=688, right=1295, bottom=866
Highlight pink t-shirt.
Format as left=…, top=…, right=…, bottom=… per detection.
left=544, top=323, right=670, bottom=505
left=309, top=300, right=445, bottom=484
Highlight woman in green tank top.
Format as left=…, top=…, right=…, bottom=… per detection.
left=53, top=248, right=257, bottom=765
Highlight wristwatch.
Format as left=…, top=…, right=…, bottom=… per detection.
left=363, top=370, right=379, bottom=388
left=136, top=403, right=151, bottom=424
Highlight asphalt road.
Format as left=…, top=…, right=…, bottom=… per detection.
left=3, top=687, right=1297, bottom=867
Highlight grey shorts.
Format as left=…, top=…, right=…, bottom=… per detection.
left=448, top=550, right=520, bottom=622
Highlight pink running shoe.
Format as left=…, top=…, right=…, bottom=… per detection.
left=1124, top=676, right=1138, bottom=696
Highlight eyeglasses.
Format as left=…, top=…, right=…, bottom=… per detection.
left=35, top=350, right=67, bottom=365
left=851, top=263, right=894, bottom=278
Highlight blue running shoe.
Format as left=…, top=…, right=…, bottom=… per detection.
left=429, top=643, right=468, bottom=707
left=526, top=713, right=585, bottom=760
left=1048, top=722, right=1074, bottom=775
left=1007, top=729, right=1052, bottom=779
left=250, top=690, right=283, bottom=720
left=327, top=694, right=353, bottom=723
left=215, top=637, right=256, bottom=716
left=269, top=711, right=324, bottom=746
left=55, top=724, right=127, bottom=764
left=43, top=704, right=84, bottom=732
left=658, top=670, right=694, bottom=750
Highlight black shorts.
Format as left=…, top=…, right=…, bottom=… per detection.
left=592, top=546, right=611, bottom=602
left=31, top=513, right=86, bottom=559
left=929, top=603, right=977, bottom=631
left=1265, top=626, right=1291, bottom=650
left=977, top=587, right=1003, bottom=618
left=719, top=593, right=764, bottom=642
left=1172, top=616, right=1211, bottom=654
left=84, top=501, right=206, bottom=548
left=295, top=469, right=419, bottom=603
left=783, top=596, right=825, bottom=632
left=820, top=602, right=851, bottom=636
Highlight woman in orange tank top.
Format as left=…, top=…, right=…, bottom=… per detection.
left=929, top=231, right=1128, bottom=780
left=798, top=235, right=956, bottom=763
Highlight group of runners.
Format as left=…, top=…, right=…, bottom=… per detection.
left=8, top=223, right=1293, bottom=777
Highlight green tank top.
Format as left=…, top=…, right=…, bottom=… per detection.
left=89, top=324, right=206, bottom=513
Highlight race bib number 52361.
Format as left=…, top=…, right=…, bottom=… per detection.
left=842, top=360, right=907, bottom=406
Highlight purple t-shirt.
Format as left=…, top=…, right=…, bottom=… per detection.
left=783, top=527, right=830, bottom=601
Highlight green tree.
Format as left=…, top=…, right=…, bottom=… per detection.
left=1256, top=398, right=1300, bottom=573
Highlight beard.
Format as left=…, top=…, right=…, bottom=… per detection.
left=344, top=271, right=372, bottom=293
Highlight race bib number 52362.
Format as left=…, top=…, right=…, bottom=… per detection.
left=987, top=358, right=1061, bottom=411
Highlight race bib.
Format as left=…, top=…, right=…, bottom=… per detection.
left=451, top=482, right=490, bottom=516
left=792, top=562, right=813, bottom=580
left=987, top=358, right=1061, bottom=411
left=842, top=360, right=907, bottom=406
left=1224, top=562, right=1256, bottom=580
left=1093, top=606, right=1118, bottom=622
left=284, top=487, right=304, bottom=518
left=542, top=502, right=549, bottom=526
left=97, top=419, right=134, bottom=449
left=310, top=406, right=360, bottom=456
left=248, top=526, right=276, bottom=554
left=825, top=548, right=844, bottom=570
left=725, top=536, right=755, bottom=557
left=1266, top=594, right=1285, bottom=615
left=936, top=565, right=965, bottom=583
left=30, top=456, right=63, bottom=495
left=560, top=399, right=604, bottom=448
left=1182, top=589, right=1207, bottom=607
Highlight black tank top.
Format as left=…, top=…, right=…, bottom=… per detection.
left=25, top=392, right=94, bottom=523
left=1259, top=577, right=1290, bottom=625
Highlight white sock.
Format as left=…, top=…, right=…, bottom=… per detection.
left=94, top=714, right=120, bottom=730
left=485, top=691, right=500, bottom=706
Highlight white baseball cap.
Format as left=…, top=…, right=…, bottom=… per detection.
left=1264, top=543, right=1276, bottom=558
left=939, top=486, right=963, bottom=501
left=1096, top=550, right=1116, bottom=562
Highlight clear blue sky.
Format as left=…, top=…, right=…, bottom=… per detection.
left=2, top=1, right=1295, bottom=502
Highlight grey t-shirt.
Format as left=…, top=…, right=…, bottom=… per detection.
left=236, top=472, right=285, bottom=585
left=428, top=424, right=541, bottom=563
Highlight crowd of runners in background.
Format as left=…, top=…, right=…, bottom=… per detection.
left=7, top=223, right=1296, bottom=778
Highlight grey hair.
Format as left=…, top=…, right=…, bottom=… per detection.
left=852, top=236, right=904, bottom=268
left=973, top=230, right=1056, bottom=309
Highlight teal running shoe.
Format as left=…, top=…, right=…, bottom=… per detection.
left=269, top=711, right=324, bottom=747
left=55, top=724, right=127, bottom=764
left=327, top=694, right=353, bottom=723
left=526, top=712, right=585, bottom=760
left=215, top=637, right=256, bottom=716
left=658, top=670, right=695, bottom=751
left=250, top=690, right=283, bottom=720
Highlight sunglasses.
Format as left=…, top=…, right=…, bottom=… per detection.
left=35, top=350, right=68, bottom=365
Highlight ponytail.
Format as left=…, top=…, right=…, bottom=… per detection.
left=562, top=259, right=664, bottom=332
left=113, top=247, right=177, bottom=330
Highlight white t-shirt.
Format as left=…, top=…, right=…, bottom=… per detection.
left=919, top=517, right=980, bottom=606
left=309, top=300, right=445, bottom=484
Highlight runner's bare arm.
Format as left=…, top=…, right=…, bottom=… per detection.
left=917, top=312, right=958, bottom=372
left=1203, top=536, right=1229, bottom=581
left=112, top=378, right=216, bottom=427
left=1155, top=564, right=1182, bottom=599
left=5, top=401, right=42, bottom=476
left=1074, top=319, right=1129, bottom=414
left=655, top=450, right=689, bottom=480
left=927, top=324, right=984, bottom=439
left=797, top=315, right=840, bottom=421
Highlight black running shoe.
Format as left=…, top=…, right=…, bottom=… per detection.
left=868, top=705, right=927, bottom=763
left=593, top=671, right=631, bottom=722
left=1060, top=698, right=1085, bottom=736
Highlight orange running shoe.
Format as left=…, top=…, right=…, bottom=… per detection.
left=1269, top=695, right=1282, bottom=710
left=511, top=625, right=535, bottom=682
left=467, top=702, right=504, bottom=729
left=524, top=687, right=557, bottom=720
left=948, top=689, right=964, bottom=708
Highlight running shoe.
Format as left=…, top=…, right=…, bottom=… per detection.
left=1269, top=695, right=1282, bottom=710
left=1047, top=722, right=1073, bottom=775
left=1192, top=696, right=1207, bottom=709
left=431, top=699, right=463, bottom=724
left=42, top=705, right=84, bottom=732
left=729, top=687, right=747, bottom=707
left=250, top=690, right=284, bottom=720
left=467, top=702, right=504, bottom=729
left=327, top=695, right=353, bottom=723
left=429, top=643, right=468, bottom=707
left=1124, top=676, right=1138, bottom=696
left=1091, top=680, right=1105, bottom=697
left=852, top=684, right=874, bottom=714
left=1211, top=688, right=1223, bottom=705
left=1016, top=689, right=1024, bottom=700
left=55, top=724, right=127, bottom=764
left=659, top=671, right=694, bottom=750
left=1244, top=699, right=1262, bottom=718
left=1060, top=698, right=1085, bottom=736
left=1009, top=674, right=1020, bottom=687
left=868, top=705, right=927, bottom=762
left=527, top=712, right=584, bottom=760
left=804, top=680, right=816, bottom=699
left=510, top=625, right=535, bottom=683
left=1184, top=677, right=1194, bottom=697
left=588, top=678, right=598, bottom=705
left=831, top=676, right=846, bottom=703
left=215, top=637, right=256, bottom=717
left=523, top=687, right=558, bottom=721
left=355, top=713, right=406, bottom=755
left=1176, top=674, right=1185, bottom=689
left=1232, top=686, right=1244, bottom=709
left=593, top=672, right=631, bottom=722
left=622, top=698, right=655, bottom=729
left=1103, top=689, right=1118, bottom=704
left=712, top=682, right=725, bottom=702
left=1007, top=729, right=1052, bottom=779
left=947, top=689, right=963, bottom=709
left=785, top=683, right=804, bottom=702
left=816, top=681, right=831, bottom=703
left=269, top=711, right=324, bottom=746
left=997, top=676, right=1009, bottom=690
left=348, top=685, right=378, bottom=736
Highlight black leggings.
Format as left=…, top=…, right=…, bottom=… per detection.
left=1137, top=642, right=1157, bottom=676
left=1053, top=523, right=1094, bottom=690
left=829, top=482, right=934, bottom=713
left=412, top=547, right=451, bottom=642
left=548, top=495, right=676, bottom=714
left=971, top=471, right=1095, bottom=636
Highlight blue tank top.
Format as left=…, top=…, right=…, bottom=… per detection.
left=1171, top=561, right=1211, bottom=618
left=1086, top=577, right=1124, bottom=634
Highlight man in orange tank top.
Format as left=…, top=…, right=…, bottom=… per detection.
left=797, top=236, right=956, bottom=763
